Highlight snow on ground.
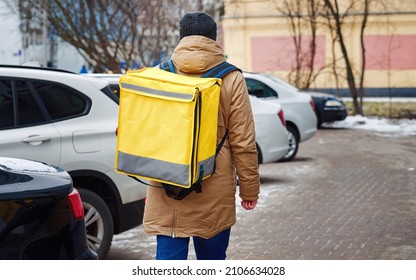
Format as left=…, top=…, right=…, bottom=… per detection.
left=323, top=115, right=416, bottom=137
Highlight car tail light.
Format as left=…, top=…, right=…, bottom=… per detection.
left=310, top=99, right=317, bottom=113
left=278, top=109, right=287, bottom=127
left=67, top=188, right=84, bottom=219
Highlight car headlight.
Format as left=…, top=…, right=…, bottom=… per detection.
left=325, top=99, right=343, bottom=107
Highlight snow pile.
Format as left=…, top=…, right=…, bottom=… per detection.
left=324, top=115, right=416, bottom=137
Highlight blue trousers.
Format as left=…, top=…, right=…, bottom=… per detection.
left=156, top=228, right=231, bottom=260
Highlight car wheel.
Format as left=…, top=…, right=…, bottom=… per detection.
left=78, top=188, right=114, bottom=260
left=279, top=125, right=299, bottom=162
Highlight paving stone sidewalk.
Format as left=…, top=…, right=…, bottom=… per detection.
left=107, top=128, right=416, bottom=260
left=229, top=127, right=416, bottom=260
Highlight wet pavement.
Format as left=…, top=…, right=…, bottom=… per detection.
left=106, top=127, right=416, bottom=260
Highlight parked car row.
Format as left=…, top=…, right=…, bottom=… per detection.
left=257, top=74, right=348, bottom=127
left=243, top=72, right=348, bottom=160
left=0, top=64, right=147, bottom=259
left=86, top=73, right=290, bottom=164
left=243, top=72, right=318, bottom=161
left=88, top=71, right=347, bottom=163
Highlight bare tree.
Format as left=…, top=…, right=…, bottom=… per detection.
left=275, top=0, right=325, bottom=89
left=276, top=0, right=332, bottom=89
left=15, top=0, right=222, bottom=72
left=277, top=0, right=383, bottom=115
left=17, top=0, right=199, bottom=72
left=323, top=11, right=344, bottom=97
left=358, top=0, right=370, bottom=108
left=322, top=0, right=373, bottom=115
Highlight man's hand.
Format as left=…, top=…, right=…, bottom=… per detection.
left=241, top=200, right=257, bottom=210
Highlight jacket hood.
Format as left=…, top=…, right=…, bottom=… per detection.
left=171, top=35, right=226, bottom=75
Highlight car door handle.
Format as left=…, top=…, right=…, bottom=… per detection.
left=22, top=135, right=52, bottom=145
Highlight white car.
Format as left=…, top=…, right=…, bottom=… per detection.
left=86, top=73, right=289, bottom=164
left=0, top=65, right=147, bottom=259
left=243, top=72, right=318, bottom=161
left=249, top=95, right=289, bottom=163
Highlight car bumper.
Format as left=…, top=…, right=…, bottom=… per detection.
left=321, top=107, right=348, bottom=122
left=300, top=127, right=317, bottom=142
left=262, top=146, right=289, bottom=163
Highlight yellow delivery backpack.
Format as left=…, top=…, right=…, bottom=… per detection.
left=115, top=60, right=239, bottom=200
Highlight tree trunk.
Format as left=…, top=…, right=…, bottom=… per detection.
left=324, top=0, right=363, bottom=115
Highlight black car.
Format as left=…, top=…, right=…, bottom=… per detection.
left=0, top=157, right=97, bottom=260
left=309, top=92, right=348, bottom=127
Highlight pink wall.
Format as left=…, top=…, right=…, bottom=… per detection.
left=364, top=35, right=416, bottom=70
left=251, top=35, right=326, bottom=72
left=250, top=34, right=416, bottom=72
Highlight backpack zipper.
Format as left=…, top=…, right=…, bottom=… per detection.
left=190, top=89, right=202, bottom=185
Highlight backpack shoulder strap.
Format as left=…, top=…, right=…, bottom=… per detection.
left=159, top=59, right=176, bottom=73
left=201, top=61, right=241, bottom=78
left=160, top=59, right=240, bottom=78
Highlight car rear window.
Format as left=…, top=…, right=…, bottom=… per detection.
left=245, top=78, right=278, bottom=98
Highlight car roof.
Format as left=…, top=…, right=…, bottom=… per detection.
left=0, top=64, right=75, bottom=74
left=0, top=65, right=109, bottom=89
left=83, top=73, right=122, bottom=85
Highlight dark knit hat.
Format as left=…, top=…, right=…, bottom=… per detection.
left=179, top=12, right=217, bottom=41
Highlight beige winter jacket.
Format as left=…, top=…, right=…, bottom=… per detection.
left=143, top=35, right=260, bottom=239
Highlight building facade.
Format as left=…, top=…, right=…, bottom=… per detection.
left=222, top=0, right=416, bottom=97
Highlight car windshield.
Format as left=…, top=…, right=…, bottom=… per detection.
left=264, top=74, right=300, bottom=92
